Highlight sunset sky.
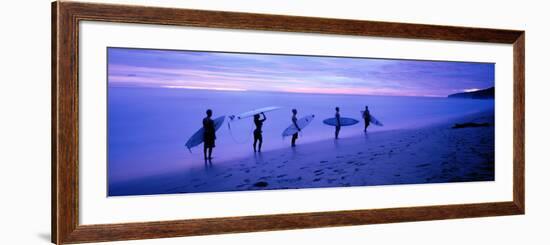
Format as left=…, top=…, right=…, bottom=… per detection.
left=107, top=47, right=495, bottom=97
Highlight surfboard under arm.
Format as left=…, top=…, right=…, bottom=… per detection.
left=360, top=111, right=383, bottom=126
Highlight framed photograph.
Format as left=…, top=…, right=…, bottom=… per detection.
left=52, top=1, right=525, bottom=244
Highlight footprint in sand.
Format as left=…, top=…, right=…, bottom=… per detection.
left=277, top=174, right=287, bottom=178
left=320, top=160, right=328, bottom=163
left=416, top=163, right=431, bottom=168
left=224, top=174, right=233, bottom=178
left=313, top=178, right=322, bottom=182
left=357, top=152, right=363, bottom=155
left=253, top=181, right=269, bottom=187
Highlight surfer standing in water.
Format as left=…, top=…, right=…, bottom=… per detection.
left=335, top=107, right=341, bottom=139
left=203, top=109, right=216, bottom=161
left=253, top=112, right=266, bottom=152
left=363, top=106, right=371, bottom=132
left=291, top=109, right=300, bottom=147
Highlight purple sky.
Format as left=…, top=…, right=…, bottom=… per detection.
left=107, top=48, right=494, bottom=97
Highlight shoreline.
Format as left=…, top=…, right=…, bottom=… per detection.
left=109, top=109, right=495, bottom=196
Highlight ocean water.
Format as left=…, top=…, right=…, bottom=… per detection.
left=108, top=87, right=494, bottom=184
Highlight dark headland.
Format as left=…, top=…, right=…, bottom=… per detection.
left=448, top=87, right=494, bottom=99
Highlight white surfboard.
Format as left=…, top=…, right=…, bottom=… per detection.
left=322, top=117, right=359, bottom=126
left=360, top=110, right=383, bottom=126
left=282, top=114, right=315, bottom=137
left=185, top=116, right=226, bottom=152
left=229, top=106, right=281, bottom=120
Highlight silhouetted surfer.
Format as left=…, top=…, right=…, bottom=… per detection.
left=363, top=106, right=371, bottom=132
left=203, top=109, right=216, bottom=160
left=335, top=107, right=341, bottom=139
left=253, top=112, right=266, bottom=152
left=291, top=109, right=300, bottom=147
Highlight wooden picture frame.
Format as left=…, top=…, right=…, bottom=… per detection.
left=52, top=1, right=525, bottom=244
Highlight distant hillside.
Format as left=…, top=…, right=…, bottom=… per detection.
left=448, top=87, right=494, bottom=99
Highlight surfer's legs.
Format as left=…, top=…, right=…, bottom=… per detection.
left=208, top=147, right=213, bottom=160
left=203, top=144, right=213, bottom=160
left=256, top=135, right=263, bottom=152
left=203, top=134, right=215, bottom=159
left=291, top=133, right=298, bottom=147
left=335, top=126, right=341, bottom=139
left=253, top=131, right=263, bottom=152
left=253, top=138, right=260, bottom=152
left=256, top=139, right=263, bottom=152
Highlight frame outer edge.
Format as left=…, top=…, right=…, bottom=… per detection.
left=52, top=1, right=526, bottom=244
left=51, top=1, right=59, bottom=244
left=62, top=1, right=522, bottom=43
left=513, top=32, right=525, bottom=213
left=55, top=1, right=80, bottom=244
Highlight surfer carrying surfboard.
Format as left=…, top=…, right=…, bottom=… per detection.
left=291, top=109, right=301, bottom=147
left=335, top=107, right=342, bottom=139
left=253, top=113, right=267, bottom=152
left=202, top=109, right=216, bottom=160
left=363, top=106, right=371, bottom=132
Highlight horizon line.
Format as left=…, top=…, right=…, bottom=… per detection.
left=107, top=84, right=478, bottom=98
